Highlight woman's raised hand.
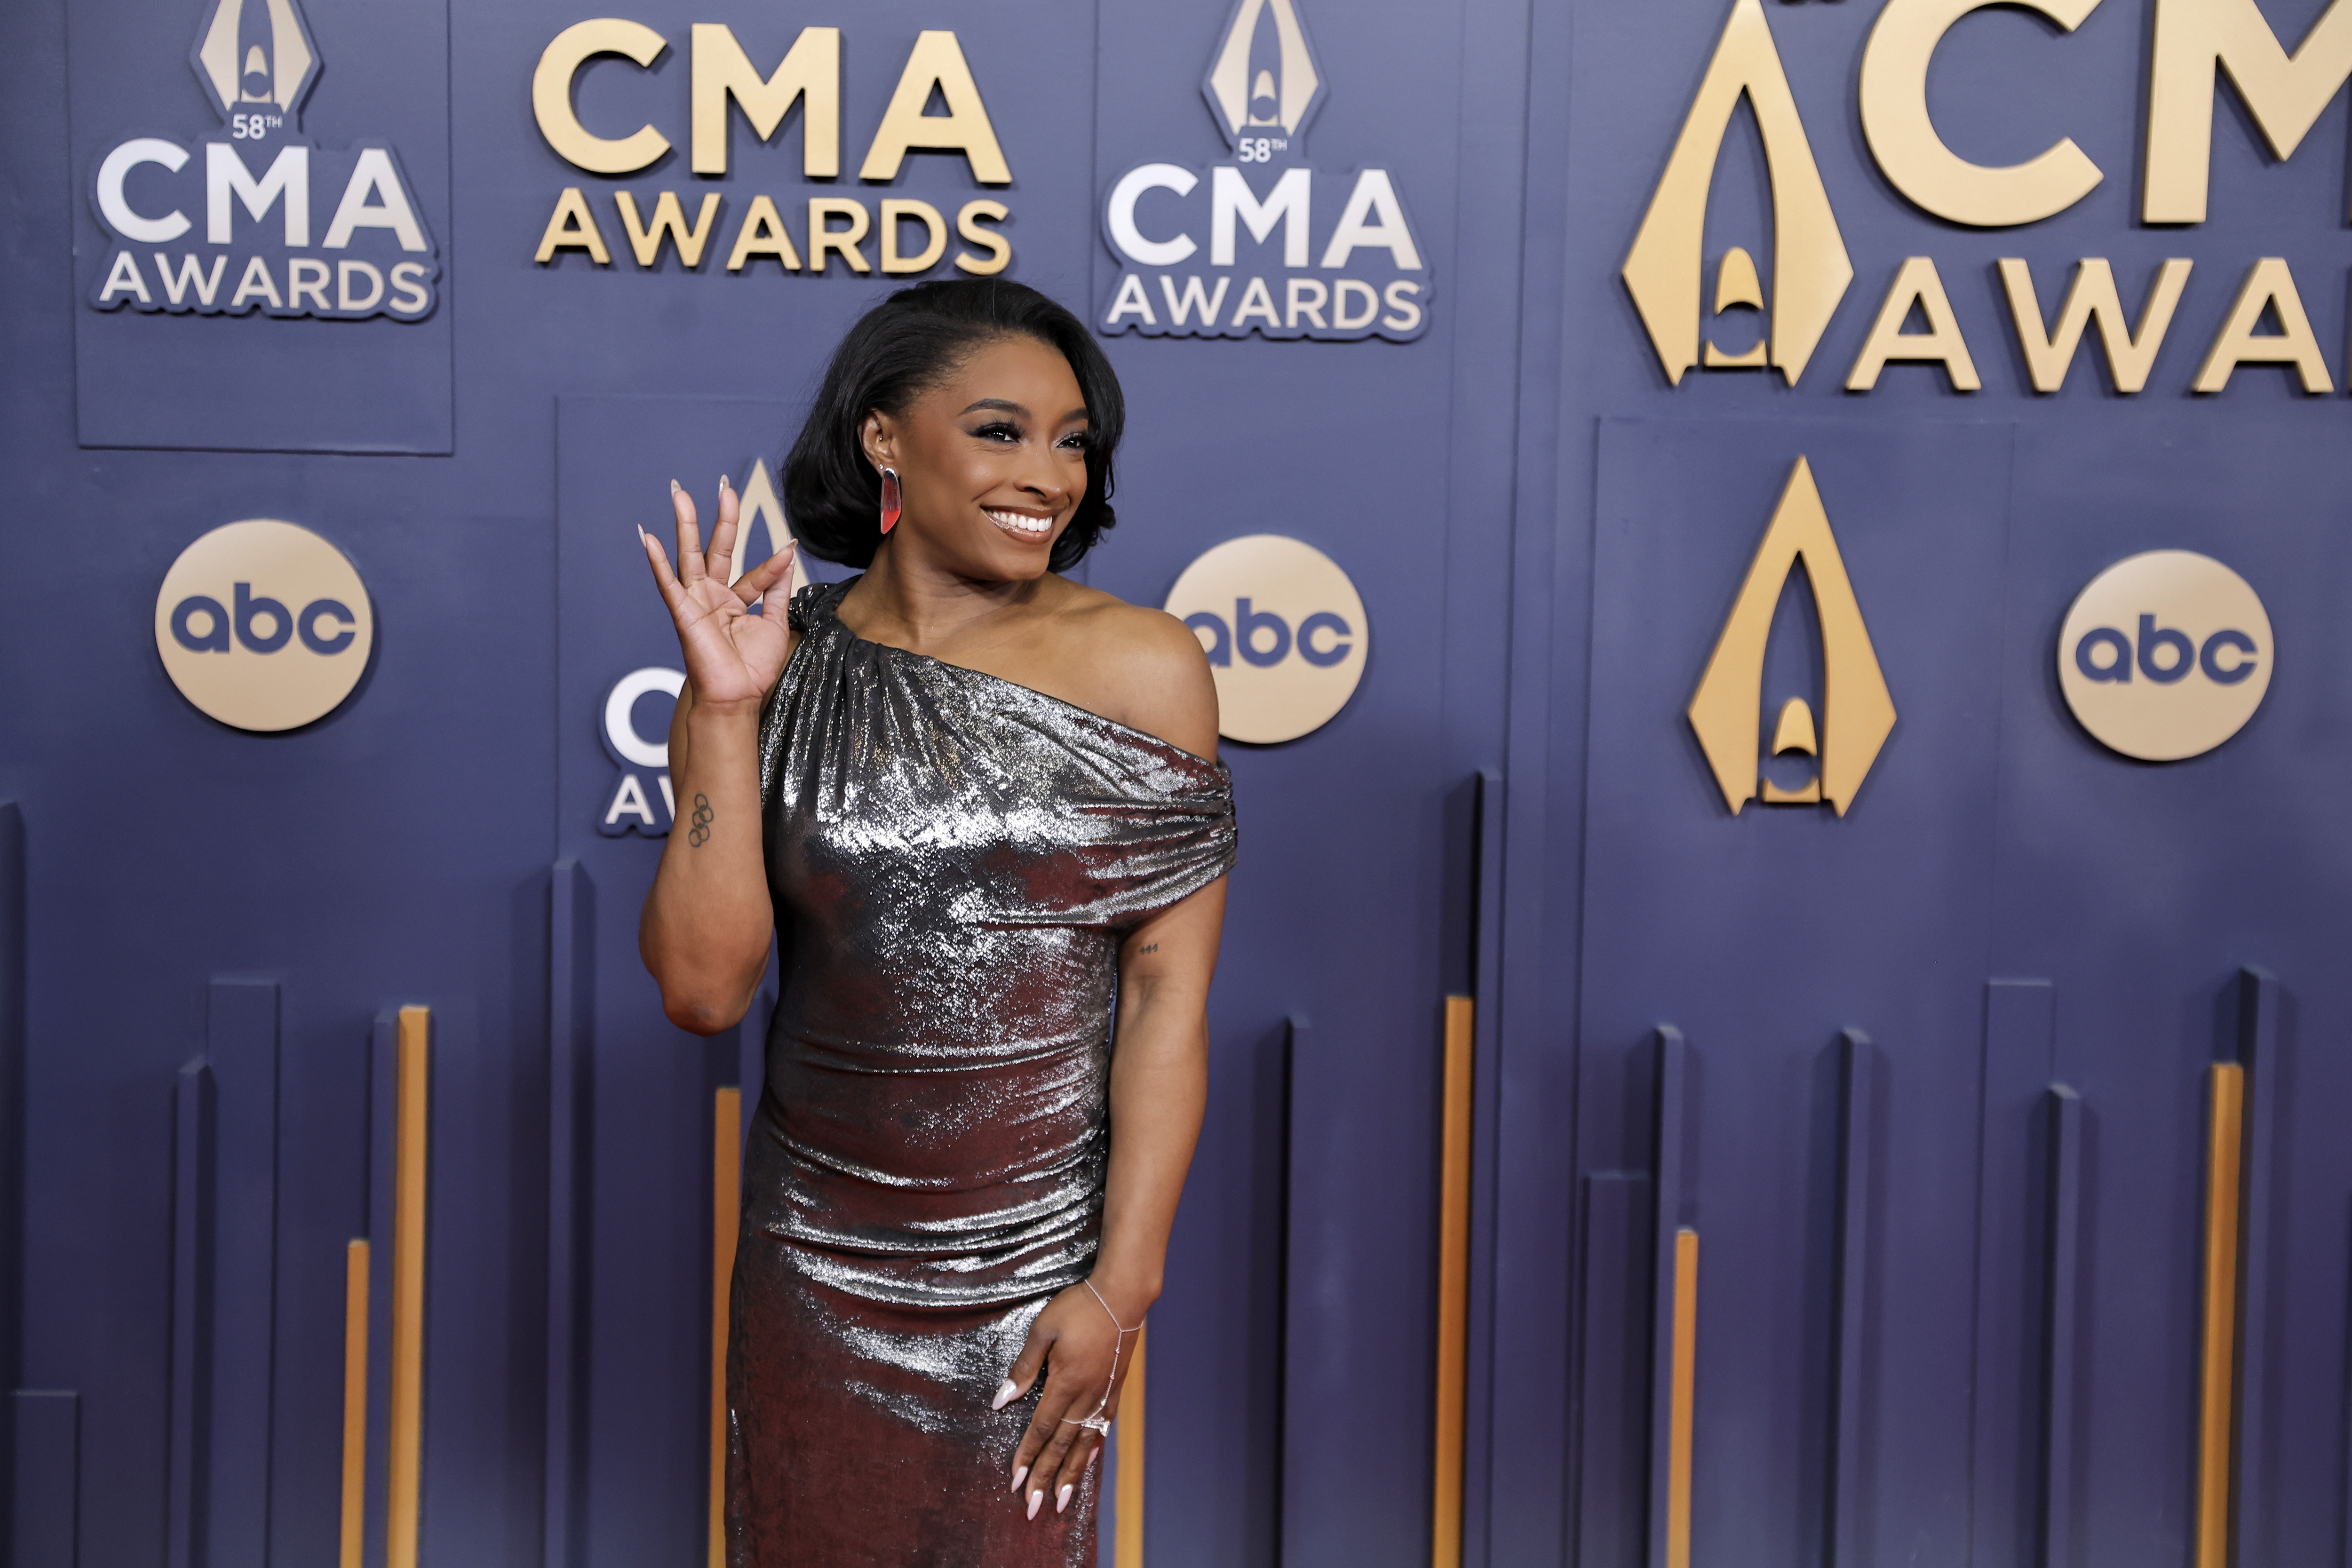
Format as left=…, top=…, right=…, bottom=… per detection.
left=639, top=477, right=798, bottom=713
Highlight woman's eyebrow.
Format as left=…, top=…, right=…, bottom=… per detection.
left=959, top=398, right=1027, bottom=416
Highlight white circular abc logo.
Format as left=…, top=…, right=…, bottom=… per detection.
left=154, top=519, right=373, bottom=732
left=2058, top=550, right=2271, bottom=762
left=1164, top=535, right=1367, bottom=744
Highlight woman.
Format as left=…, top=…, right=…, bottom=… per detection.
left=637, top=278, right=1234, bottom=1567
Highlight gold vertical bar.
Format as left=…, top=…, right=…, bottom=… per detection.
left=2196, top=1063, right=2244, bottom=1568
left=388, top=1006, right=430, bottom=1568
left=710, top=1087, right=742, bottom=1568
left=339, top=1238, right=369, bottom=1568
left=1114, top=1323, right=1147, bottom=1568
left=1666, top=1227, right=1698, bottom=1568
left=1432, top=995, right=1475, bottom=1568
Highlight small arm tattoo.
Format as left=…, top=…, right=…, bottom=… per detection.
left=687, top=793, right=714, bottom=847
left=1137, top=943, right=1158, bottom=955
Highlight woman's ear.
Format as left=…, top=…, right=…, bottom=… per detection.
left=860, top=411, right=896, bottom=472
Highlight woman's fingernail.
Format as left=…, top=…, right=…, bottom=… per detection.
left=1009, top=1465, right=1027, bottom=1495
left=1026, top=1489, right=1043, bottom=1520
left=992, top=1379, right=1019, bottom=1410
left=669, top=479, right=681, bottom=494
left=635, top=525, right=645, bottom=541
left=1057, top=1483, right=1073, bottom=1514
left=720, top=474, right=731, bottom=490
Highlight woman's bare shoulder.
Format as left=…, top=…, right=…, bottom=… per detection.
left=1047, top=581, right=1220, bottom=759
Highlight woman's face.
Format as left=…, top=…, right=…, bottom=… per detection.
left=863, top=335, right=1091, bottom=580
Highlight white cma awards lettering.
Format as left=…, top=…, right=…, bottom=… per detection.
left=1630, top=0, right=2352, bottom=395
left=1099, top=0, right=1431, bottom=342
left=90, top=0, right=438, bottom=322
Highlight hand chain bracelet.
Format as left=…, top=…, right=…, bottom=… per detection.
left=1057, top=1279, right=1142, bottom=1436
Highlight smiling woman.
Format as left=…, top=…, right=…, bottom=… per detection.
left=634, top=278, right=1235, bottom=1568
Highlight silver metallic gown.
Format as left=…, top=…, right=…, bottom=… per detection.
left=728, top=580, right=1237, bottom=1567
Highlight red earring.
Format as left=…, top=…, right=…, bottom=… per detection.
left=880, top=467, right=902, bottom=535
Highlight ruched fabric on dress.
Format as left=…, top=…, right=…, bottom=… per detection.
left=727, top=580, right=1236, bottom=1567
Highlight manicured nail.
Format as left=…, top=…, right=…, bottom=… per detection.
left=669, top=478, right=681, bottom=494
left=992, top=1379, right=1019, bottom=1410
left=1086, top=1446, right=1100, bottom=1471
left=1027, top=1488, right=1044, bottom=1520
left=1009, top=1465, right=1027, bottom=1495
left=720, top=473, right=732, bottom=490
left=635, top=524, right=645, bottom=541
left=1056, top=1483, right=1073, bottom=1514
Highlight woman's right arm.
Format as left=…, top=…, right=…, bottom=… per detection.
left=637, top=478, right=799, bottom=1035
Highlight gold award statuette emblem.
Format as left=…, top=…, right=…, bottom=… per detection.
left=154, top=518, right=374, bottom=731
left=1688, top=458, right=1895, bottom=815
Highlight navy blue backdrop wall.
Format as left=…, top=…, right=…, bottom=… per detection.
left=4, top=0, right=2350, bottom=1563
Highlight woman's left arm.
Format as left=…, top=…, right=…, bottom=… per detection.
left=1001, top=604, right=1227, bottom=1522
left=1001, top=879, right=1227, bottom=1520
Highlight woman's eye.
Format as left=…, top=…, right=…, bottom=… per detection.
left=1057, top=433, right=1090, bottom=452
left=972, top=422, right=1020, bottom=443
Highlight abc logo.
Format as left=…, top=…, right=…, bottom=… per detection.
left=154, top=519, right=373, bottom=732
left=2057, top=550, right=2271, bottom=762
left=1164, top=534, right=1367, bottom=744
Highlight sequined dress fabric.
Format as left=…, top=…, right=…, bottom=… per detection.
left=728, top=581, right=1236, bottom=1567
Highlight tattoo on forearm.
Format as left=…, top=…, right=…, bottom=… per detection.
left=1138, top=943, right=1158, bottom=955
left=688, top=793, right=714, bottom=847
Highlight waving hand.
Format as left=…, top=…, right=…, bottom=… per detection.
left=639, top=476, right=798, bottom=713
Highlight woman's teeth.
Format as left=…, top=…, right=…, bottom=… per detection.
left=985, top=508, right=1051, bottom=540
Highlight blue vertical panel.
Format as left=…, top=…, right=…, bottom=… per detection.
left=2230, top=967, right=2279, bottom=1568
left=1576, top=1173, right=1648, bottom=1568
left=0, top=804, right=23, bottom=1439
left=545, top=863, right=595, bottom=1568
left=1460, top=768, right=1506, bottom=1568
left=1827, top=1030, right=1875, bottom=1568
left=2040, top=1083, right=2083, bottom=1568
left=1969, top=979, right=2056, bottom=1568
left=1995, top=422, right=2352, bottom=1566
left=1644, top=1026, right=1687, bottom=1568
left=202, top=979, right=279, bottom=1568
left=168, top=1060, right=216, bottom=1568
left=1581, top=420, right=2012, bottom=1568
left=12, top=1389, right=80, bottom=1568
left=365, top=1013, right=398, bottom=1568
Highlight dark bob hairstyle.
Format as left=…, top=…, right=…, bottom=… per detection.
left=783, top=278, right=1125, bottom=573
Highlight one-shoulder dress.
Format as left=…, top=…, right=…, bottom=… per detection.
left=728, top=581, right=1237, bottom=1567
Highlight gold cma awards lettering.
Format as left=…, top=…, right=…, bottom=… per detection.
left=1688, top=459, right=1895, bottom=815
left=1631, top=0, right=2352, bottom=395
left=530, top=23, right=1013, bottom=279
left=88, top=0, right=438, bottom=321
left=1097, top=0, right=1431, bottom=342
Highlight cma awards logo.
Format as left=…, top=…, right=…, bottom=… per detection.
left=1098, top=0, right=1431, bottom=343
left=1627, top=0, right=2352, bottom=396
left=88, top=0, right=439, bottom=322
left=599, top=462, right=811, bottom=836
left=1687, top=459, right=1895, bottom=815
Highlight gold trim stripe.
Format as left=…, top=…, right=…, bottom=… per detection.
left=2195, top=1062, right=2244, bottom=1568
left=1666, top=1227, right=1698, bottom=1568
left=388, top=1006, right=430, bottom=1568
left=1114, top=1323, right=1147, bottom=1568
left=339, top=1238, right=369, bottom=1568
left=1432, top=995, right=1475, bottom=1568
left=711, top=1086, right=743, bottom=1568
